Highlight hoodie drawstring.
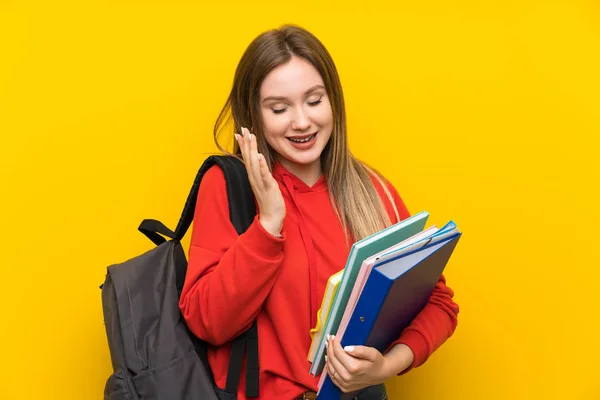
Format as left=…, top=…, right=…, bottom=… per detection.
left=281, top=174, right=319, bottom=335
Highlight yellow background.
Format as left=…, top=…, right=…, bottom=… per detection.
left=1, top=0, right=599, bottom=399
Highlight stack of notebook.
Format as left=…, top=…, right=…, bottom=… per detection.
left=306, top=211, right=462, bottom=399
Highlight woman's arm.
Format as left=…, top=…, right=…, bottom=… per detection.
left=178, top=165, right=284, bottom=346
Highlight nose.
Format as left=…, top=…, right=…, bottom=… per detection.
left=291, top=107, right=311, bottom=132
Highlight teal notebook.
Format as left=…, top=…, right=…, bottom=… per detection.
left=309, top=211, right=429, bottom=375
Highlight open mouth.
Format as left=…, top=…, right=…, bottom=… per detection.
left=287, top=132, right=317, bottom=143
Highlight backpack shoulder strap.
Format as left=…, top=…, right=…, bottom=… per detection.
left=173, top=155, right=256, bottom=240
left=176, top=154, right=259, bottom=398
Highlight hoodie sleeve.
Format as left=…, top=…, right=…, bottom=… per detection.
left=178, top=165, right=285, bottom=346
left=379, top=178, right=460, bottom=374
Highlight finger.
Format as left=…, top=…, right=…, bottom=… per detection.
left=342, top=345, right=378, bottom=362
left=327, top=336, right=351, bottom=384
left=257, top=153, right=277, bottom=188
left=239, top=127, right=258, bottom=188
left=240, top=127, right=250, bottom=162
left=331, top=335, right=360, bottom=376
left=235, top=130, right=243, bottom=159
left=241, top=128, right=261, bottom=190
left=326, top=353, right=345, bottom=391
left=326, top=354, right=336, bottom=378
left=257, top=153, right=270, bottom=181
left=246, top=130, right=263, bottom=189
left=327, top=358, right=359, bottom=394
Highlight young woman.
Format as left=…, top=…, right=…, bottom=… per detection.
left=179, top=25, right=459, bottom=400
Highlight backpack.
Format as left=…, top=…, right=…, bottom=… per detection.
left=101, top=155, right=259, bottom=400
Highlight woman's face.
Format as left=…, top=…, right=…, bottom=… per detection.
left=259, top=56, right=333, bottom=174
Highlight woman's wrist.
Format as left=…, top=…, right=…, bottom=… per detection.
left=259, top=216, right=283, bottom=238
left=381, top=344, right=415, bottom=378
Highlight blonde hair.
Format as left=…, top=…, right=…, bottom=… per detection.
left=214, top=24, right=398, bottom=242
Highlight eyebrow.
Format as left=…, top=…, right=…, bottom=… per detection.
left=261, top=85, right=325, bottom=103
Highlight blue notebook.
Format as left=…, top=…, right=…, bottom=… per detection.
left=317, top=231, right=461, bottom=399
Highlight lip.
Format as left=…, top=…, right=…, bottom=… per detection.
left=286, top=131, right=318, bottom=150
left=286, top=131, right=318, bottom=140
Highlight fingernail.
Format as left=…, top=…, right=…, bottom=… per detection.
left=234, top=134, right=239, bottom=141
left=325, top=355, right=328, bottom=362
left=325, top=340, right=328, bottom=349
left=240, top=127, right=245, bottom=136
left=344, top=346, right=355, bottom=353
left=327, top=334, right=331, bottom=341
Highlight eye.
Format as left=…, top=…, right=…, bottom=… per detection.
left=271, top=107, right=288, bottom=114
left=308, top=95, right=324, bottom=106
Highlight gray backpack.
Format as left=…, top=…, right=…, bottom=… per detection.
left=101, top=155, right=259, bottom=400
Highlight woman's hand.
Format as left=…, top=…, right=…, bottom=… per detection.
left=235, top=127, right=286, bottom=236
left=325, top=335, right=414, bottom=393
left=325, top=335, right=388, bottom=393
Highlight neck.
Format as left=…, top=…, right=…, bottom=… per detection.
left=279, top=158, right=323, bottom=187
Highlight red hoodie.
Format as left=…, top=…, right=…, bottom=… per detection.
left=179, top=162, right=459, bottom=400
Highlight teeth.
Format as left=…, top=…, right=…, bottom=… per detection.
left=289, top=134, right=316, bottom=143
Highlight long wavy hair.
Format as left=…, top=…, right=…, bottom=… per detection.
left=213, top=24, right=398, bottom=242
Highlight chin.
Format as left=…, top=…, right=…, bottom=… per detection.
left=281, top=150, right=322, bottom=166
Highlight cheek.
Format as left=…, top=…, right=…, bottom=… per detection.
left=312, top=102, right=334, bottom=128
left=260, top=110, right=290, bottom=151
left=261, top=110, right=289, bottom=137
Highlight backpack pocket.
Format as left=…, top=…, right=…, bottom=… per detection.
left=104, top=369, right=139, bottom=400
left=131, top=350, right=218, bottom=400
